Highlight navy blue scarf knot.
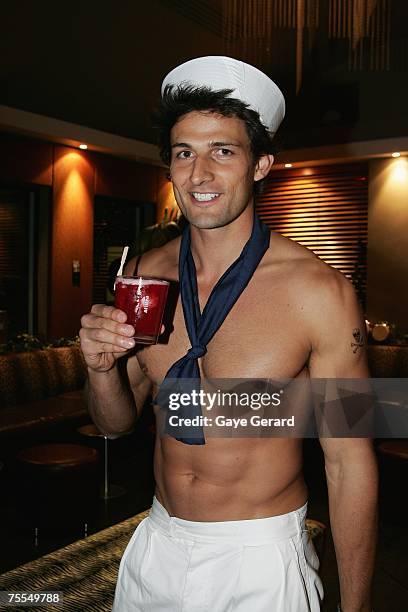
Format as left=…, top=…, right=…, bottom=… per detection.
left=187, top=345, right=207, bottom=359
left=156, top=211, right=270, bottom=445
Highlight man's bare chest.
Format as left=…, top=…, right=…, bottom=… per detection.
left=136, top=274, right=311, bottom=381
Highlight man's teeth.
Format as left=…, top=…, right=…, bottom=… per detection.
left=192, top=192, right=219, bottom=202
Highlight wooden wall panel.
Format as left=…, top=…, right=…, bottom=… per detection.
left=0, top=134, right=172, bottom=338
left=49, top=146, right=94, bottom=340
left=93, top=153, right=158, bottom=203
left=0, top=196, right=28, bottom=278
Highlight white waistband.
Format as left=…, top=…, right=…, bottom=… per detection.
left=148, top=496, right=307, bottom=544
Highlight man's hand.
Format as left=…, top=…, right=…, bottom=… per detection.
left=79, top=304, right=136, bottom=373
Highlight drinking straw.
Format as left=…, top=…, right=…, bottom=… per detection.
left=117, top=245, right=129, bottom=277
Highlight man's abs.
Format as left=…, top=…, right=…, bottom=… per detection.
left=153, top=435, right=307, bottom=521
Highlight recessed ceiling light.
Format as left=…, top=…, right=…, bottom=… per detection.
left=284, top=163, right=292, bottom=168
left=79, top=144, right=88, bottom=150
left=391, top=152, right=400, bottom=158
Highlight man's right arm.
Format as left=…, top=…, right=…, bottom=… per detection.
left=80, top=303, right=152, bottom=438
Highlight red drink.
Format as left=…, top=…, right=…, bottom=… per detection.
left=114, top=276, right=170, bottom=344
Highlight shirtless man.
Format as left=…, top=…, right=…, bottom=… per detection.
left=80, top=57, right=377, bottom=611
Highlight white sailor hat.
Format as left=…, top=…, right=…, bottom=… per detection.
left=161, top=56, right=285, bottom=136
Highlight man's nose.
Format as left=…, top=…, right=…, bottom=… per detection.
left=189, top=157, right=214, bottom=185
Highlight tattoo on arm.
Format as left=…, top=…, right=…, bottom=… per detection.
left=351, top=328, right=364, bottom=353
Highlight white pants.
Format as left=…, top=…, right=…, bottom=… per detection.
left=112, top=497, right=323, bottom=611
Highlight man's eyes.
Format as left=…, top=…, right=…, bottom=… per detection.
left=174, top=148, right=234, bottom=159
left=216, top=148, right=233, bottom=156
left=176, top=150, right=194, bottom=159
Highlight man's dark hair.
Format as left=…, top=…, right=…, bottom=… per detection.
left=153, top=85, right=279, bottom=196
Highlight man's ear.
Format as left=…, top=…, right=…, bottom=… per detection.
left=254, top=154, right=274, bottom=182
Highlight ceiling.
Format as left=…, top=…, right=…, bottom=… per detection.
left=0, top=0, right=223, bottom=145
left=1, top=0, right=407, bottom=155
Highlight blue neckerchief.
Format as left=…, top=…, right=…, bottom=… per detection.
left=156, top=211, right=270, bottom=444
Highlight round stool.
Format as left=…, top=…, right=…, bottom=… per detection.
left=16, top=443, right=99, bottom=528
left=77, top=424, right=125, bottom=499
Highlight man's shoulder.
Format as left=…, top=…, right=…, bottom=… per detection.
left=124, top=236, right=181, bottom=279
left=267, top=231, right=356, bottom=308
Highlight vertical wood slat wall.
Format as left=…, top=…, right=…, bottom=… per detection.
left=0, top=192, right=29, bottom=334
left=0, top=195, right=28, bottom=279
left=256, top=163, right=368, bottom=283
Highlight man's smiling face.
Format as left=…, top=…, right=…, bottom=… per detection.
left=169, top=111, right=263, bottom=229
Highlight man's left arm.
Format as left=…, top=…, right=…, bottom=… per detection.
left=306, top=271, right=378, bottom=612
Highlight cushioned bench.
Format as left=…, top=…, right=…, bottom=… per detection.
left=0, top=345, right=87, bottom=436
